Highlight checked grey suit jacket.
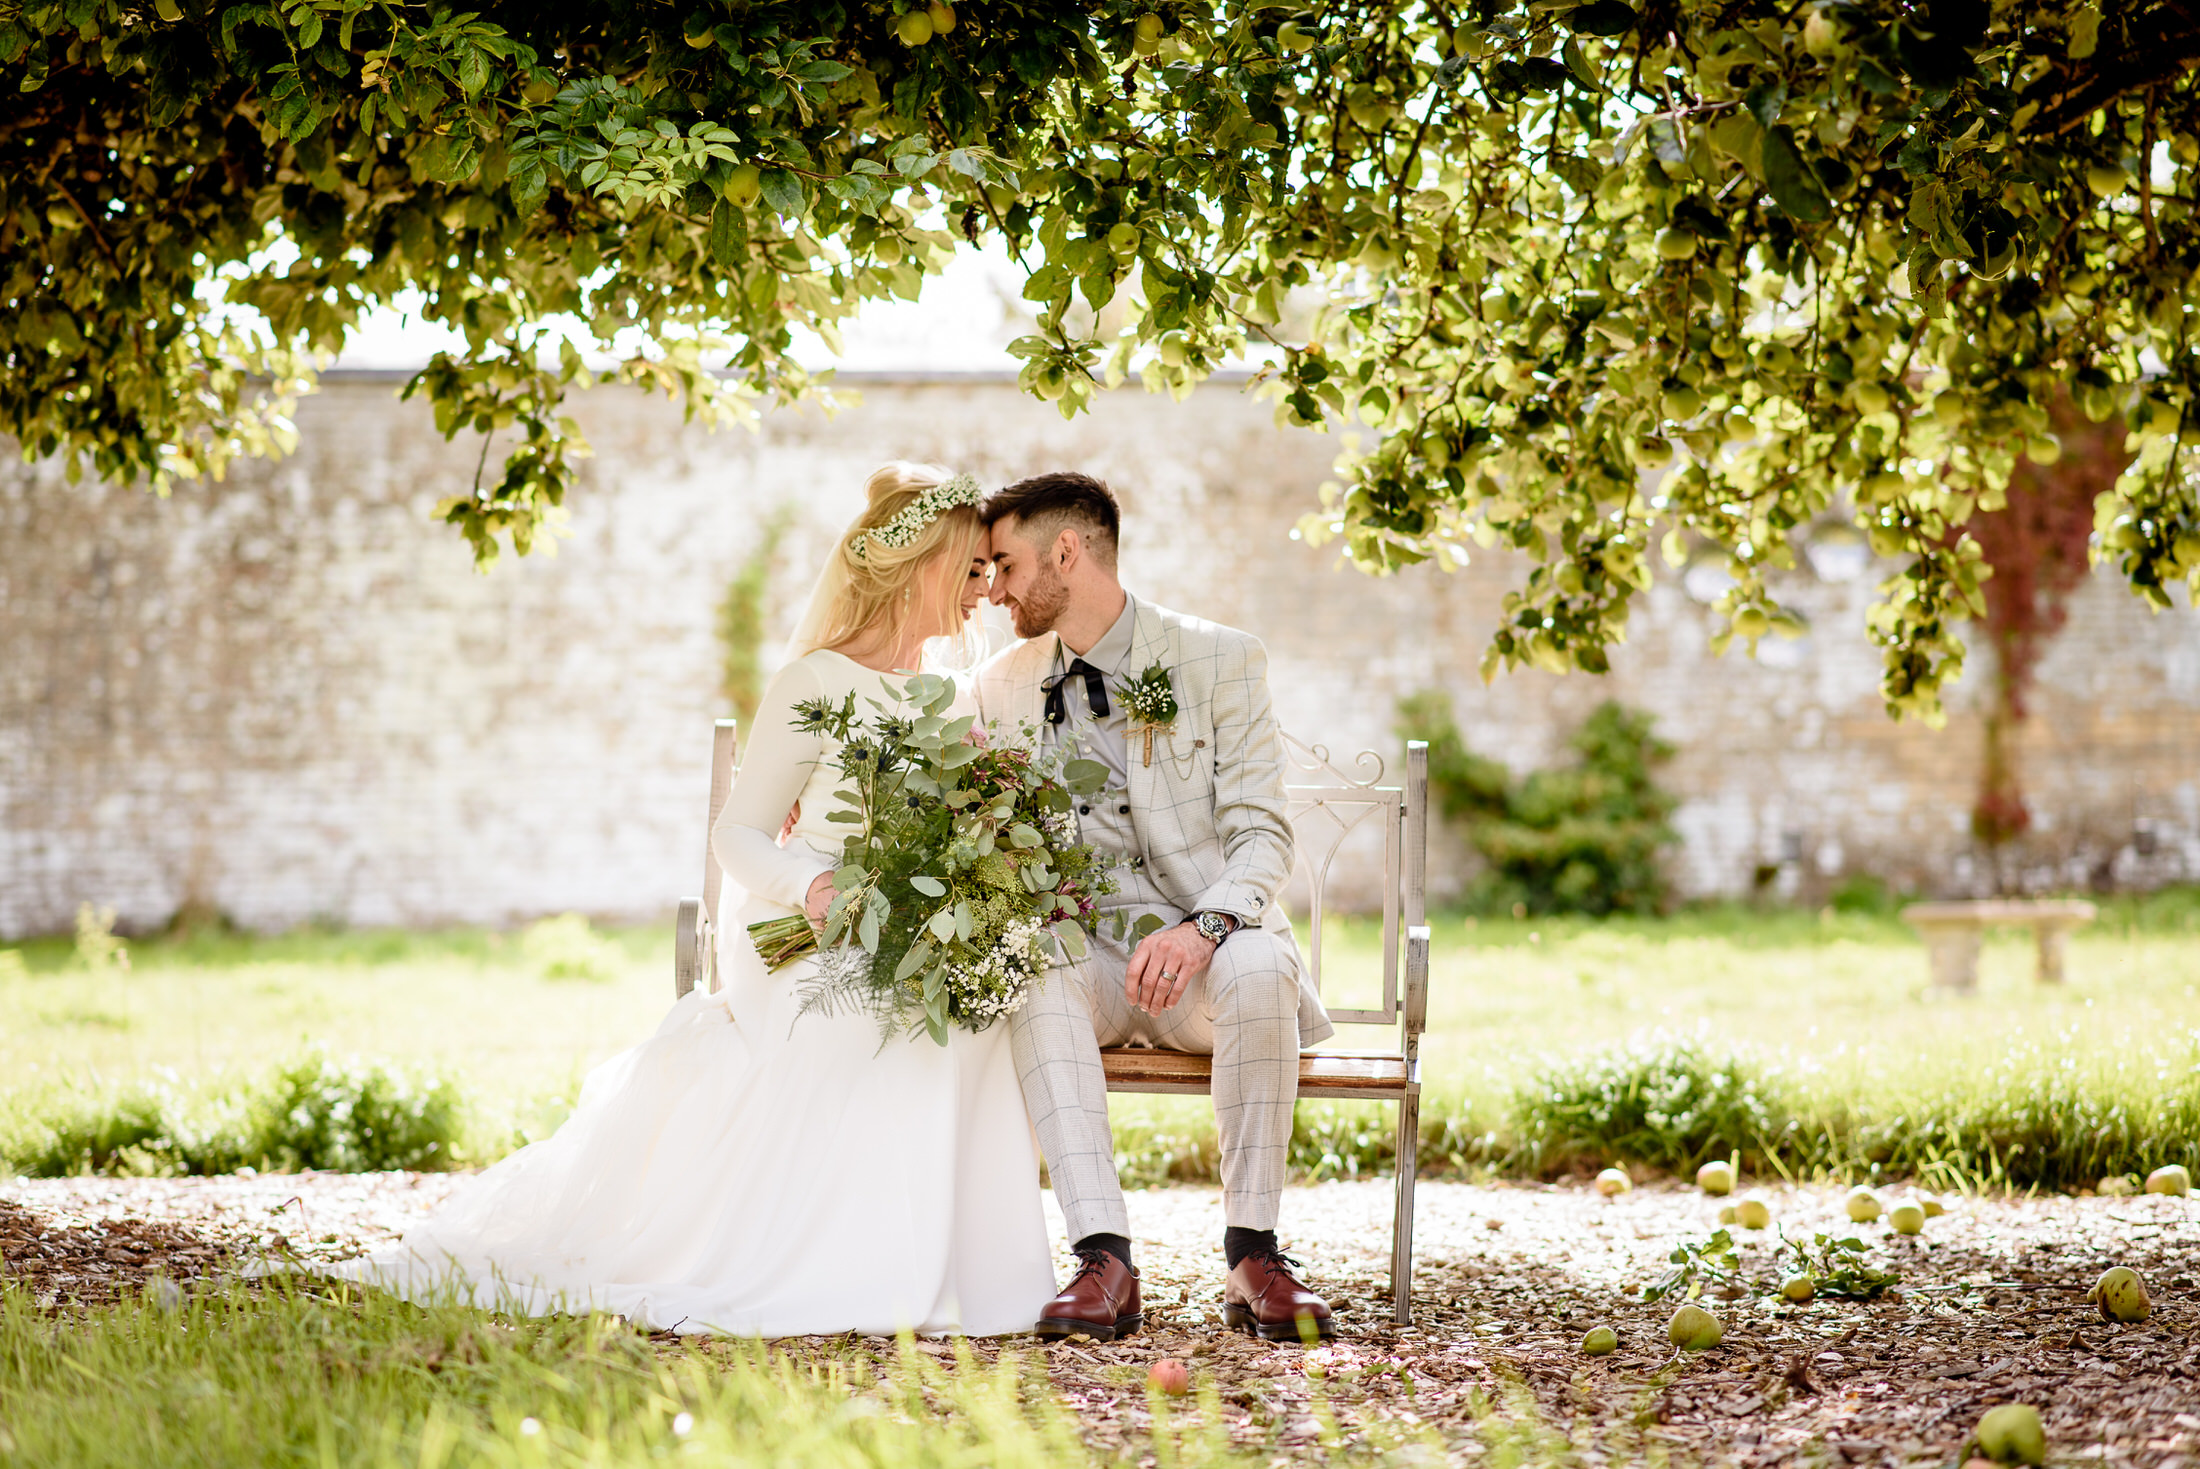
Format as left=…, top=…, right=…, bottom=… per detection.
left=973, top=598, right=1333, bottom=1045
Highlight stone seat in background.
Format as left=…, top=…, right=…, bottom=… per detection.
left=1899, top=898, right=2099, bottom=990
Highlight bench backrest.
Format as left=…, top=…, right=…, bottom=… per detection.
left=1280, top=734, right=1430, bottom=1041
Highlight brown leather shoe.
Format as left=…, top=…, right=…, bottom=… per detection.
left=1223, top=1247, right=1337, bottom=1343
left=1035, top=1247, right=1143, bottom=1342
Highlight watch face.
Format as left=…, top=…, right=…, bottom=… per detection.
left=1197, top=912, right=1229, bottom=942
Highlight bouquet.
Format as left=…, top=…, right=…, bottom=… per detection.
left=745, top=672, right=1113, bottom=1045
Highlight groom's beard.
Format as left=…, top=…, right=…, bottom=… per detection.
left=1006, top=563, right=1070, bottom=639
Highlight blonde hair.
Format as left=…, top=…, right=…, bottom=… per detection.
left=795, top=462, right=985, bottom=661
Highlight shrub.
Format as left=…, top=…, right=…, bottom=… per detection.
left=232, top=1053, right=465, bottom=1173
left=1500, top=1028, right=2200, bottom=1191
left=519, top=913, right=620, bottom=983
left=0, top=1056, right=465, bottom=1177
left=74, top=903, right=130, bottom=972
left=1396, top=695, right=1679, bottom=915
left=0, top=1086, right=177, bottom=1176
left=1827, top=873, right=1903, bottom=915
left=1509, top=1031, right=1792, bottom=1176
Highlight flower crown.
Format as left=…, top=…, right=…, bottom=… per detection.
left=848, top=473, right=982, bottom=563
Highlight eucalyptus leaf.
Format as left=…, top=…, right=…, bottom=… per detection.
left=894, top=940, right=934, bottom=981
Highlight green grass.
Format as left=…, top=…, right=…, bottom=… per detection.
left=0, top=924, right=668, bottom=1166
left=5, top=895, right=2199, bottom=1190
left=1126, top=894, right=2200, bottom=1190
left=0, top=1280, right=1310, bottom=1469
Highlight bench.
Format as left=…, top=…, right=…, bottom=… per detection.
left=673, top=721, right=1432, bottom=1325
left=1898, top=899, right=2099, bottom=990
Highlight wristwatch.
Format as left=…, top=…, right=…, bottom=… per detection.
left=1188, top=910, right=1239, bottom=947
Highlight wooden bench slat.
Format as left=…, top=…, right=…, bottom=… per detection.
left=1099, top=1048, right=1410, bottom=1092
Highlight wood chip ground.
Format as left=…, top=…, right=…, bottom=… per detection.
left=5, top=1174, right=2196, bottom=1464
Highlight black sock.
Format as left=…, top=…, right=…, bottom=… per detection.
left=1224, top=1227, right=1278, bottom=1271
left=1076, top=1232, right=1133, bottom=1271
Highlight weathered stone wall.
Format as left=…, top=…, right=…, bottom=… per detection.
left=3, top=373, right=2195, bottom=938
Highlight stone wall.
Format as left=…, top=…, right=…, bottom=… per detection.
left=3, top=373, right=2195, bottom=938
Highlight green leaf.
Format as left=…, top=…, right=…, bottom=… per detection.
left=1706, top=112, right=1765, bottom=177
left=909, top=874, right=947, bottom=897
left=1063, top=759, right=1110, bottom=794
left=759, top=168, right=807, bottom=218
left=894, top=941, right=933, bottom=981
left=1567, top=0, right=1636, bottom=36
left=1761, top=126, right=1831, bottom=224
left=858, top=905, right=880, bottom=952
left=708, top=200, right=746, bottom=267
left=2066, top=3, right=2100, bottom=58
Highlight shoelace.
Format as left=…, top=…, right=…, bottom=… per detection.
left=1244, top=1245, right=1306, bottom=1276
left=1066, top=1247, right=1119, bottom=1285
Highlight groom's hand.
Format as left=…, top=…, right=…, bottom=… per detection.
left=1125, top=923, right=1217, bottom=1015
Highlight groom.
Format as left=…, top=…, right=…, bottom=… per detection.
left=975, top=471, right=1337, bottom=1345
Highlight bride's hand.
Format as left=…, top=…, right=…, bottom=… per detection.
left=804, top=872, right=837, bottom=927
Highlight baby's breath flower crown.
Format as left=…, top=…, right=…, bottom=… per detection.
left=849, top=472, right=982, bottom=563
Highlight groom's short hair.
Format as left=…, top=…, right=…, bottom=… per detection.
left=981, top=472, right=1120, bottom=569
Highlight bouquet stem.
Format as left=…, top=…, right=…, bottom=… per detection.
left=747, top=913, right=819, bottom=971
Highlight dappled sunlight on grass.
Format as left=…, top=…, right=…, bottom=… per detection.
left=5, top=899, right=2198, bottom=1188
left=0, top=925, right=671, bottom=1160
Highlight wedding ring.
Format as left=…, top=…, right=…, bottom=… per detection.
left=1160, top=970, right=1176, bottom=982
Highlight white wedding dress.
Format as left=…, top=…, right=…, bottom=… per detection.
left=332, top=650, right=1057, bottom=1336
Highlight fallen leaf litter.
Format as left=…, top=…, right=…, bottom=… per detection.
left=4, top=1174, right=2196, bottom=1464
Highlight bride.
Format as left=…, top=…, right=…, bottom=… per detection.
left=334, top=464, right=1058, bottom=1336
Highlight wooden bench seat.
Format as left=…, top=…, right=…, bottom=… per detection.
left=1102, top=1048, right=1414, bottom=1099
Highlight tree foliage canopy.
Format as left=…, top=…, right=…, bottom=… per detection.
left=3, top=0, right=2195, bottom=716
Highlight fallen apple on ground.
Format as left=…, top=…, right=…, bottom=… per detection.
left=1734, top=1197, right=1771, bottom=1230
left=1146, top=1358, right=1191, bottom=1395
left=1695, top=1160, right=1735, bottom=1195
left=1845, top=1186, right=1883, bottom=1223
left=1581, top=1325, right=1618, bottom=1355
left=1889, top=1202, right=1926, bottom=1235
left=1596, top=1167, right=1632, bottom=1197
left=2146, top=1164, right=2191, bottom=1196
left=1975, top=1403, right=2046, bottom=1465
left=1667, top=1304, right=1724, bottom=1351
left=2091, top=1266, right=2151, bottom=1323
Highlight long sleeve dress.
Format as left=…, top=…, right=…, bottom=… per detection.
left=330, top=650, right=1057, bottom=1336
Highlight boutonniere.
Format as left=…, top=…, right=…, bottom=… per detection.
left=1119, top=663, right=1180, bottom=768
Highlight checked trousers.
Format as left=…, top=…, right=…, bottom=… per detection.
left=1007, top=901, right=1303, bottom=1244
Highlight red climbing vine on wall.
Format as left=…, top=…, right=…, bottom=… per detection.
left=1962, top=401, right=2132, bottom=847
